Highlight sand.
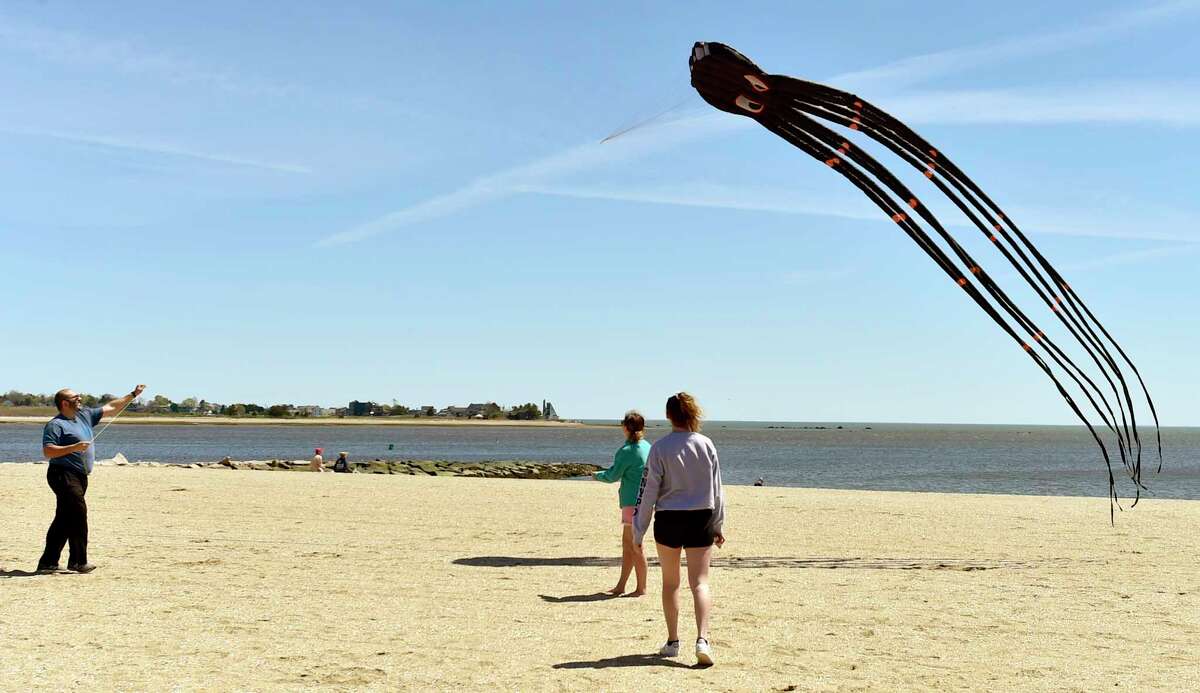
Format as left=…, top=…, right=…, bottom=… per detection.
left=1, top=463, right=1196, bottom=691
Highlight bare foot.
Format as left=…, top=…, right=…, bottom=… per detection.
left=606, top=585, right=626, bottom=595
left=623, top=589, right=647, bottom=597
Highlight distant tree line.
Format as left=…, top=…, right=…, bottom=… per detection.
left=4, top=389, right=551, bottom=421
left=3, top=390, right=116, bottom=407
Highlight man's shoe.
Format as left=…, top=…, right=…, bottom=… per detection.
left=658, top=640, right=680, bottom=657
left=35, top=564, right=63, bottom=574
left=67, top=563, right=97, bottom=573
left=695, top=638, right=715, bottom=666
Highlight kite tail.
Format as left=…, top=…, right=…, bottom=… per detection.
left=776, top=79, right=1155, bottom=490
left=795, top=85, right=1160, bottom=478
left=688, top=42, right=1161, bottom=509
left=768, top=102, right=1134, bottom=476
left=757, top=111, right=1125, bottom=512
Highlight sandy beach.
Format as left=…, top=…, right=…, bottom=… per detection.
left=1, top=464, right=1196, bottom=691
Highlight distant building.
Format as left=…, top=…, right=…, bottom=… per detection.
left=295, top=405, right=326, bottom=417
left=466, top=403, right=488, bottom=417
left=349, top=400, right=374, bottom=417
left=543, top=400, right=559, bottom=421
left=439, top=405, right=470, bottom=417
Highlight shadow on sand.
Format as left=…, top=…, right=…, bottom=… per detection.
left=455, top=555, right=1031, bottom=571
left=0, top=569, right=43, bottom=578
left=553, top=654, right=701, bottom=670
left=539, top=592, right=622, bottom=603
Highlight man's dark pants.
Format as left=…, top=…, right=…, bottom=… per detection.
left=38, top=465, right=88, bottom=568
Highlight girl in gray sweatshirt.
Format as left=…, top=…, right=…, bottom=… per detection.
left=631, top=392, right=725, bottom=667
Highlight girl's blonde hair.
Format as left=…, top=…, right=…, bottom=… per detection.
left=665, top=392, right=703, bottom=432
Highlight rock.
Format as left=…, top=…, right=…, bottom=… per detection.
left=96, top=452, right=129, bottom=467
left=219, top=456, right=234, bottom=467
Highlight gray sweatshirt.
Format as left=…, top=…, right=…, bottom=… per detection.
left=632, top=431, right=725, bottom=544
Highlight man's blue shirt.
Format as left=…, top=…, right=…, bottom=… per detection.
left=43, top=407, right=103, bottom=475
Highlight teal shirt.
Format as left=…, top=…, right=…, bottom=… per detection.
left=594, top=438, right=650, bottom=507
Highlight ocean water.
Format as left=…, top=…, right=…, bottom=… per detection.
left=2, top=421, right=1198, bottom=500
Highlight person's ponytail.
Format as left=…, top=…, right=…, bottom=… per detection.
left=665, top=392, right=703, bottom=432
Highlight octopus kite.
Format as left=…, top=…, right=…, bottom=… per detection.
left=688, top=42, right=1161, bottom=515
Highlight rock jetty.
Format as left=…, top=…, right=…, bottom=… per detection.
left=93, top=455, right=600, bottom=480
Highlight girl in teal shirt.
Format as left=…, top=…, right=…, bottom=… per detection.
left=594, top=410, right=650, bottom=596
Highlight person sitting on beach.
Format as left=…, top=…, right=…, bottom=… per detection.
left=592, top=410, right=650, bottom=596
left=309, top=448, right=325, bottom=472
left=632, top=392, right=725, bottom=666
left=333, top=452, right=350, bottom=473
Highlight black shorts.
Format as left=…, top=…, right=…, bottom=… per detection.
left=653, top=509, right=715, bottom=549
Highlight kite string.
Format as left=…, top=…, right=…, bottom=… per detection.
left=600, top=93, right=695, bottom=143
left=92, top=398, right=135, bottom=443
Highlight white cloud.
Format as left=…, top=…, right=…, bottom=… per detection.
left=321, top=1, right=1200, bottom=245
left=830, top=0, right=1200, bottom=92
left=522, top=181, right=1200, bottom=244
left=886, top=82, right=1200, bottom=126
left=316, top=113, right=743, bottom=246
left=517, top=182, right=878, bottom=223
left=1, top=127, right=313, bottom=174
left=1056, top=243, right=1200, bottom=272
left=0, top=14, right=291, bottom=97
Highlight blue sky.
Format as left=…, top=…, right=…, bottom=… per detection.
left=2, top=1, right=1197, bottom=424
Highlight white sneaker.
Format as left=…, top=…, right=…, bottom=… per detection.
left=658, top=640, right=680, bottom=657
left=695, top=638, right=715, bottom=665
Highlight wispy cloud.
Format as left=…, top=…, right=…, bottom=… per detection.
left=523, top=182, right=1200, bottom=244
left=887, top=82, right=1200, bottom=126
left=0, top=14, right=292, bottom=97
left=322, top=1, right=1200, bottom=245
left=516, top=182, right=878, bottom=223
left=780, top=267, right=856, bottom=287
left=1, top=127, right=312, bottom=174
left=316, top=113, right=743, bottom=246
left=830, top=0, right=1200, bottom=92
left=1055, top=243, right=1200, bottom=272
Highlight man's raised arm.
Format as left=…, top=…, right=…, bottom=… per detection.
left=101, top=384, right=146, bottom=417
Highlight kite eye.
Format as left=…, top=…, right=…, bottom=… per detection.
left=744, top=74, right=769, bottom=92
left=735, top=95, right=764, bottom=114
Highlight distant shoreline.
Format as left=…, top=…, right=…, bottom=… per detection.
left=0, top=415, right=606, bottom=428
